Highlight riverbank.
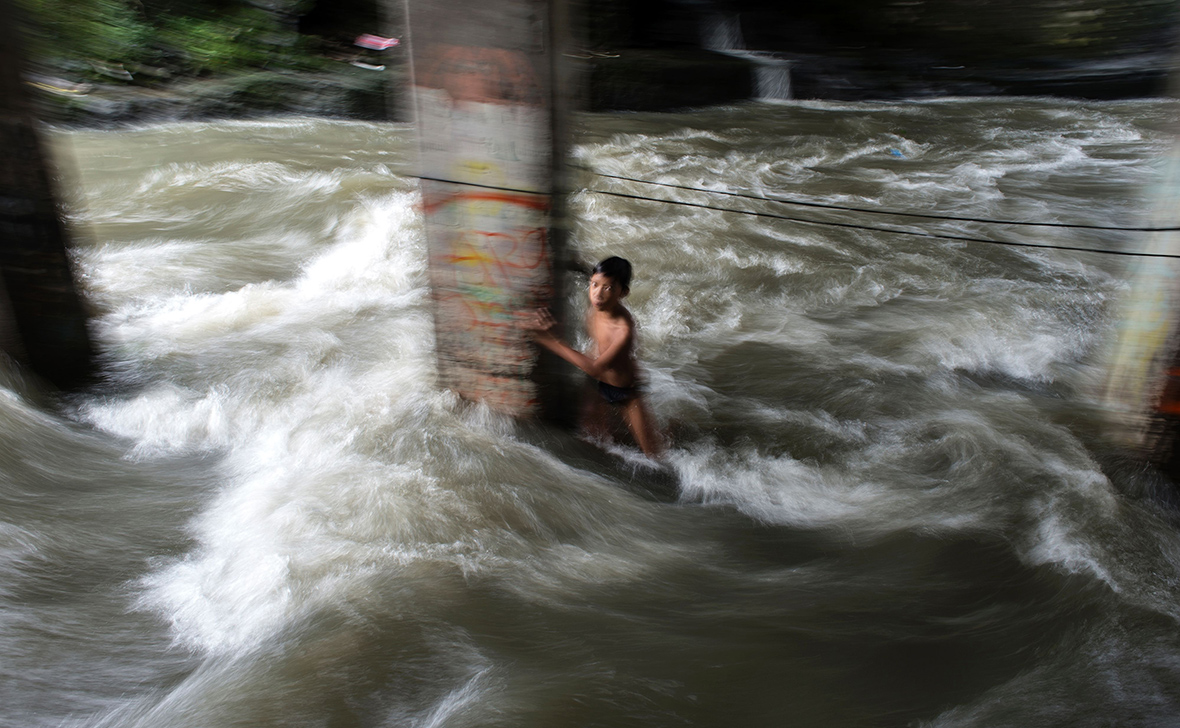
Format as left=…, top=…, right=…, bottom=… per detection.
left=28, top=47, right=1175, bottom=128
left=29, top=49, right=757, bottom=127
left=30, top=63, right=397, bottom=127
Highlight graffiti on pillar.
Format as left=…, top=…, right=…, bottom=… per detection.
left=413, top=40, right=555, bottom=415
left=1101, top=141, right=1180, bottom=452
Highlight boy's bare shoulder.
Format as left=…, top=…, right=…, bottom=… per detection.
left=618, top=307, right=637, bottom=338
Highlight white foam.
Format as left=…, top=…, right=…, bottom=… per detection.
left=60, top=108, right=1170, bottom=675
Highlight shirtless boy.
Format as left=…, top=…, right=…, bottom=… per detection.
left=524, top=256, right=663, bottom=457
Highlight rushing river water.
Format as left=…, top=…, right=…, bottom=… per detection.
left=5, top=97, right=1180, bottom=727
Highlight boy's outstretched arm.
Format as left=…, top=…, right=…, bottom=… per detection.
left=521, top=309, right=628, bottom=380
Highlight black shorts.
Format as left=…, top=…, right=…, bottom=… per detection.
left=598, top=380, right=639, bottom=406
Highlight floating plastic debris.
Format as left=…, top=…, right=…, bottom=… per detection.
left=354, top=34, right=400, bottom=51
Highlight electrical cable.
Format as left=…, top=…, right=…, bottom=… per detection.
left=411, top=174, right=1180, bottom=260
left=417, top=174, right=548, bottom=198
left=587, top=170, right=1180, bottom=233
left=584, top=187, right=1180, bottom=260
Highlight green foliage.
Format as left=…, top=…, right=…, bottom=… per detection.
left=17, top=0, right=325, bottom=81
left=19, top=0, right=154, bottom=68
left=159, top=9, right=274, bottom=75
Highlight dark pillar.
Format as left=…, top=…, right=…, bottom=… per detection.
left=404, top=0, right=576, bottom=420
left=0, top=0, right=95, bottom=390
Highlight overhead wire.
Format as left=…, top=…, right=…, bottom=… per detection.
left=411, top=172, right=1180, bottom=260
left=586, top=170, right=1180, bottom=233
left=583, top=185, right=1180, bottom=260
left=577, top=169, right=1180, bottom=260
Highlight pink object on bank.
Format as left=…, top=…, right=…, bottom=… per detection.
left=355, top=34, right=400, bottom=51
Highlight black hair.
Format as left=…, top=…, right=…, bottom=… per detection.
left=592, top=256, right=632, bottom=291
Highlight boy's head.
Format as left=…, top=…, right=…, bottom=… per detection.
left=589, top=256, right=631, bottom=312
left=591, top=256, right=632, bottom=292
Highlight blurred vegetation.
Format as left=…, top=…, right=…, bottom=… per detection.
left=20, top=0, right=152, bottom=69
left=867, top=0, right=1178, bottom=61
left=16, top=0, right=328, bottom=83
left=16, top=0, right=1178, bottom=85
left=595, top=0, right=1178, bottom=62
left=10, top=0, right=1178, bottom=119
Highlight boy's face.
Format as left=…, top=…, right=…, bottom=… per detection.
left=589, top=273, right=626, bottom=311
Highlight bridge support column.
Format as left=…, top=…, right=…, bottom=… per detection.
left=0, top=0, right=95, bottom=390
left=403, top=0, right=576, bottom=421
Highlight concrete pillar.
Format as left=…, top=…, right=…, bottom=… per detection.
left=0, top=0, right=95, bottom=390
left=1098, top=57, right=1180, bottom=477
left=404, top=0, right=575, bottom=420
